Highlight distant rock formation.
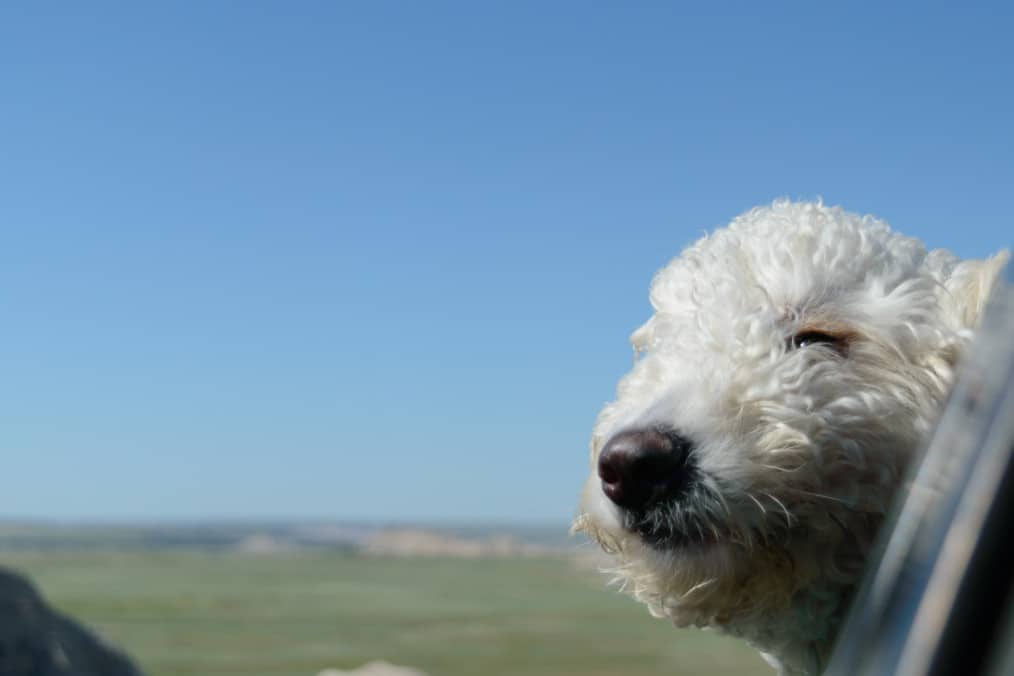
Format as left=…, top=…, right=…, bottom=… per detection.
left=317, top=660, right=429, bottom=676
left=360, top=529, right=555, bottom=558
left=0, top=566, right=144, bottom=676
left=232, top=533, right=298, bottom=555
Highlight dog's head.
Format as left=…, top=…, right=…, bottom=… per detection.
left=574, top=201, right=1006, bottom=640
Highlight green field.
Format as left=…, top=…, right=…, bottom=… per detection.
left=1, top=551, right=766, bottom=676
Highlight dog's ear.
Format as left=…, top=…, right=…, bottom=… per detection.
left=943, top=250, right=1010, bottom=330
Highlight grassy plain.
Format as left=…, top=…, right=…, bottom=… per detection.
left=1, top=550, right=766, bottom=676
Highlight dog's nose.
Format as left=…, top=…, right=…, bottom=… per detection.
left=598, top=428, right=694, bottom=510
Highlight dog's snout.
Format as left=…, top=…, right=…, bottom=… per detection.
left=597, top=428, right=694, bottom=511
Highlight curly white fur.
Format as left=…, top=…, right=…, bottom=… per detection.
left=574, top=200, right=1008, bottom=675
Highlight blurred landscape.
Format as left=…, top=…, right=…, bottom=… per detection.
left=0, top=521, right=765, bottom=676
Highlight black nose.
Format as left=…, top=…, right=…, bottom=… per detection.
left=598, top=428, right=694, bottom=511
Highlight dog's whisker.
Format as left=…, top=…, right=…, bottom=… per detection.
left=746, top=492, right=768, bottom=517
left=763, top=492, right=795, bottom=527
left=709, top=485, right=735, bottom=521
left=827, top=511, right=848, bottom=532
left=758, top=463, right=799, bottom=473
left=681, top=577, right=717, bottom=600
left=789, top=488, right=853, bottom=506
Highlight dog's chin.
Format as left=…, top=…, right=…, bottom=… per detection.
left=629, top=518, right=719, bottom=551
left=622, top=494, right=724, bottom=553
left=576, top=478, right=723, bottom=555
left=577, top=516, right=717, bottom=555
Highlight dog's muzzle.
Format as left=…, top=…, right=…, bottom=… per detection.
left=597, top=427, right=696, bottom=513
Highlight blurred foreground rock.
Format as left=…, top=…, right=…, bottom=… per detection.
left=0, top=566, right=144, bottom=676
left=317, top=660, right=429, bottom=676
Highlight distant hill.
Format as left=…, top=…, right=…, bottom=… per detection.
left=0, top=520, right=580, bottom=557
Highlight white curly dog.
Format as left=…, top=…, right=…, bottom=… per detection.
left=574, top=201, right=1007, bottom=675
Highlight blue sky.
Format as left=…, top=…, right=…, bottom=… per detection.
left=1, top=3, right=1011, bottom=523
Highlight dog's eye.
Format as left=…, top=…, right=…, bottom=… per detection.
left=791, top=331, right=842, bottom=350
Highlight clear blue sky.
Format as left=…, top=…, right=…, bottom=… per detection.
left=1, top=3, right=1011, bottom=523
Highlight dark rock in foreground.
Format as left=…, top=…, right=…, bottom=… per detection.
left=0, top=566, right=144, bottom=676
